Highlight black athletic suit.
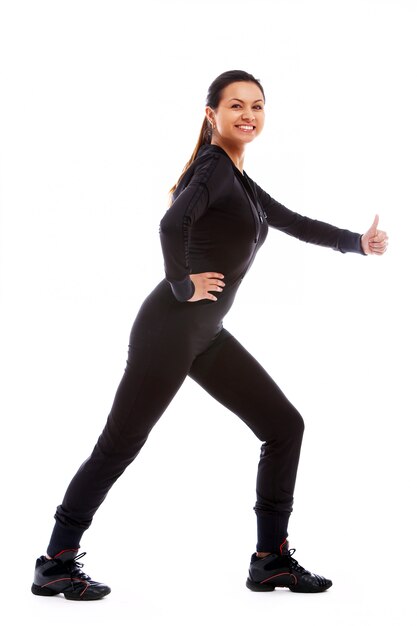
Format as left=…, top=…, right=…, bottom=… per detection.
left=47, top=144, right=365, bottom=555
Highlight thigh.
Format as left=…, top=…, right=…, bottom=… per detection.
left=103, top=339, right=190, bottom=447
left=188, top=329, right=302, bottom=440
left=102, top=295, right=197, bottom=450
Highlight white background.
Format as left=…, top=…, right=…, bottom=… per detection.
left=0, top=1, right=416, bottom=624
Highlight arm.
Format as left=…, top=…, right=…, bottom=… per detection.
left=159, top=151, right=231, bottom=301
left=252, top=180, right=366, bottom=254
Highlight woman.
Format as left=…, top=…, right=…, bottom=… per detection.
left=32, top=70, right=388, bottom=600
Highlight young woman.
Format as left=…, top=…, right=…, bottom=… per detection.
left=32, top=70, right=388, bottom=600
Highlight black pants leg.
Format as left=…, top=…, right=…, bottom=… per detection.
left=47, top=305, right=195, bottom=555
left=47, top=317, right=303, bottom=556
left=188, top=329, right=305, bottom=553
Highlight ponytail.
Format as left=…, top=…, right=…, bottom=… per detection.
left=167, top=116, right=212, bottom=206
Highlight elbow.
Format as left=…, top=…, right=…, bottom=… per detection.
left=159, top=214, right=191, bottom=240
left=159, top=214, right=172, bottom=237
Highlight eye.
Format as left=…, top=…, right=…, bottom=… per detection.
left=254, top=105, right=264, bottom=110
left=231, top=103, right=242, bottom=108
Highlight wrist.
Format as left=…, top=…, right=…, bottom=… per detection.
left=169, top=275, right=195, bottom=301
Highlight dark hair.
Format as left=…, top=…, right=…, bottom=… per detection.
left=168, top=70, right=265, bottom=204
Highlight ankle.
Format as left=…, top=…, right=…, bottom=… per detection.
left=256, top=551, right=272, bottom=558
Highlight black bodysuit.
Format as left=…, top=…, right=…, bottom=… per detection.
left=48, top=144, right=365, bottom=556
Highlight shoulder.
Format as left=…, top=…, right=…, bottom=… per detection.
left=175, top=144, right=234, bottom=200
left=185, top=144, right=233, bottom=184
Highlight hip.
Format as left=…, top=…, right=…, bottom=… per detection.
left=128, top=279, right=236, bottom=358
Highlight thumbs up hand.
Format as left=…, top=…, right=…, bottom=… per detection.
left=360, top=214, right=389, bottom=255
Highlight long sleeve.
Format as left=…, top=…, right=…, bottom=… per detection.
left=252, top=180, right=366, bottom=255
left=159, top=150, right=231, bottom=301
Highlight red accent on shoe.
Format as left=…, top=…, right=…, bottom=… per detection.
left=52, top=549, right=78, bottom=559
left=279, top=538, right=288, bottom=555
left=42, top=577, right=90, bottom=595
left=261, top=572, right=297, bottom=585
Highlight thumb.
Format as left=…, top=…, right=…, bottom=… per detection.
left=370, top=213, right=379, bottom=234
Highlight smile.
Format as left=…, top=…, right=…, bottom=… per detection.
left=235, top=125, right=255, bottom=132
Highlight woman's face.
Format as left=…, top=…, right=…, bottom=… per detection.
left=206, top=81, right=265, bottom=147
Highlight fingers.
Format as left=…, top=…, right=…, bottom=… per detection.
left=204, top=272, right=225, bottom=280
left=368, top=242, right=388, bottom=254
left=203, top=272, right=225, bottom=300
left=204, top=273, right=225, bottom=288
left=368, top=230, right=389, bottom=254
left=188, top=272, right=226, bottom=302
left=370, top=230, right=388, bottom=243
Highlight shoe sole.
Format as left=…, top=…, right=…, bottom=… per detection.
left=246, top=578, right=332, bottom=593
left=31, top=583, right=111, bottom=600
left=246, top=578, right=276, bottom=592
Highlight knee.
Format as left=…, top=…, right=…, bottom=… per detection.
left=266, top=406, right=305, bottom=443
left=292, top=408, right=305, bottom=439
left=283, top=406, right=304, bottom=442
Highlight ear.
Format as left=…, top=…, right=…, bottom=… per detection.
left=205, top=105, right=215, bottom=125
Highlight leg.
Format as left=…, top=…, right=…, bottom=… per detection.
left=47, top=300, right=195, bottom=555
left=188, top=329, right=305, bottom=554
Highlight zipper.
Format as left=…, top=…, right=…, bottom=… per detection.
left=245, top=175, right=266, bottom=224
left=236, top=171, right=263, bottom=243
left=232, top=170, right=267, bottom=281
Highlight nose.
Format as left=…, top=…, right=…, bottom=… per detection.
left=242, top=108, right=255, bottom=122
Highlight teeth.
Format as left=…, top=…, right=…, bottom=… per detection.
left=238, top=125, right=254, bottom=130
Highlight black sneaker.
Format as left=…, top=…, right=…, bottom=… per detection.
left=31, top=549, right=111, bottom=600
left=246, top=539, right=332, bottom=593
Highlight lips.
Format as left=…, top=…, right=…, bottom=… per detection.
left=236, top=125, right=255, bottom=132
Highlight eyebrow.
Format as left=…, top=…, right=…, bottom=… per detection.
left=227, top=98, right=264, bottom=104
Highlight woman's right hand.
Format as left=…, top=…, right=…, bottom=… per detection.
left=187, top=272, right=225, bottom=302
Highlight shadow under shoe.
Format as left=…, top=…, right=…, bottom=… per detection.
left=246, top=540, right=332, bottom=593
left=31, top=549, right=111, bottom=600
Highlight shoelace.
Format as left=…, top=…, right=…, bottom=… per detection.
left=64, top=552, right=91, bottom=589
left=285, top=548, right=311, bottom=575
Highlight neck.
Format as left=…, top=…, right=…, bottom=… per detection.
left=211, top=139, right=245, bottom=173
